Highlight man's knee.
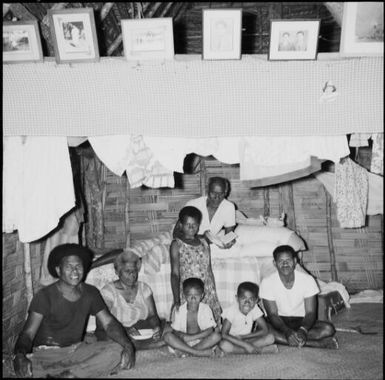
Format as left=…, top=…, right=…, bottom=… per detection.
left=315, top=321, right=336, bottom=338
left=218, top=340, right=232, bottom=352
left=210, top=331, right=222, bottom=343
left=162, top=331, right=175, bottom=344
left=265, top=332, right=275, bottom=345
left=323, top=321, right=336, bottom=336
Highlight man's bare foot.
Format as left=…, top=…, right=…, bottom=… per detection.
left=255, top=344, right=279, bottom=354
left=168, top=346, right=188, bottom=358
left=304, top=336, right=339, bottom=349
left=212, top=345, right=225, bottom=358
left=320, top=336, right=339, bottom=349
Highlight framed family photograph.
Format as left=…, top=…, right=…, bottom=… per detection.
left=3, top=20, right=43, bottom=63
left=340, top=2, right=383, bottom=56
left=268, top=19, right=320, bottom=61
left=202, top=9, right=242, bottom=60
left=48, top=8, right=99, bottom=64
left=121, top=18, right=174, bottom=61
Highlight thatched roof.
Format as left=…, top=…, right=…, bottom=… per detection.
left=3, top=2, right=342, bottom=56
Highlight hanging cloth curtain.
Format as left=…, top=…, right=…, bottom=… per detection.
left=3, top=136, right=75, bottom=242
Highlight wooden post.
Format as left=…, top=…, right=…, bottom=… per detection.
left=124, top=175, right=131, bottom=248
left=325, top=186, right=338, bottom=282
left=200, top=158, right=207, bottom=196
left=23, top=243, right=34, bottom=308
left=263, top=188, right=270, bottom=218
left=279, top=182, right=297, bottom=231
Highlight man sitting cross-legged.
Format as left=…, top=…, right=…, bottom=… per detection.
left=259, top=245, right=338, bottom=349
left=13, top=244, right=136, bottom=378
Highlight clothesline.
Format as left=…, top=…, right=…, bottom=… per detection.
left=3, top=133, right=382, bottom=243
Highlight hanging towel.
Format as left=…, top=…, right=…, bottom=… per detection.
left=335, top=158, right=369, bottom=228
left=3, top=136, right=75, bottom=242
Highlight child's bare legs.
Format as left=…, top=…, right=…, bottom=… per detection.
left=164, top=331, right=218, bottom=357
left=219, top=333, right=277, bottom=354
left=192, top=331, right=221, bottom=350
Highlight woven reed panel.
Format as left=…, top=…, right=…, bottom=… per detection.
left=129, top=174, right=201, bottom=242
left=293, top=176, right=383, bottom=292
left=102, top=168, right=127, bottom=249
left=2, top=232, right=29, bottom=351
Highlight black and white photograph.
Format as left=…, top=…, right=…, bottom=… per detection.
left=121, top=18, right=174, bottom=60
left=48, top=7, right=99, bottom=63
left=269, top=19, right=320, bottom=60
left=3, top=3, right=383, bottom=380
left=203, top=8, right=242, bottom=60
left=340, top=2, right=384, bottom=56
left=3, top=20, right=43, bottom=63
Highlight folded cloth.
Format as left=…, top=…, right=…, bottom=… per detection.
left=317, top=279, right=351, bottom=308
left=349, top=289, right=383, bottom=304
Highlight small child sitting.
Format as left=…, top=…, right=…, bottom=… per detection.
left=163, top=277, right=222, bottom=357
left=219, top=282, right=278, bottom=355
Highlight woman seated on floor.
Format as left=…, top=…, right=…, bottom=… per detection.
left=95, top=249, right=166, bottom=350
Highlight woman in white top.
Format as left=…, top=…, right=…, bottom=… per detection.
left=95, top=250, right=166, bottom=350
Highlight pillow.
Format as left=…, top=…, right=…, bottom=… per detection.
left=210, top=240, right=278, bottom=260
left=234, top=225, right=305, bottom=251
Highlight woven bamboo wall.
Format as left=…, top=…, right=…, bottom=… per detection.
left=80, top=151, right=383, bottom=293
left=2, top=232, right=43, bottom=351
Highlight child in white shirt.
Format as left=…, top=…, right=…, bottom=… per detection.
left=219, top=282, right=278, bottom=354
left=163, top=278, right=221, bottom=357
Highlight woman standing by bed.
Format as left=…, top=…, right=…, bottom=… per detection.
left=170, top=206, right=222, bottom=324
left=173, top=176, right=236, bottom=248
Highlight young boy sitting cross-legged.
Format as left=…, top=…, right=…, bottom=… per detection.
left=163, top=277, right=221, bottom=357
left=219, top=281, right=278, bottom=355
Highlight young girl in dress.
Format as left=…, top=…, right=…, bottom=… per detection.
left=170, top=206, right=222, bottom=324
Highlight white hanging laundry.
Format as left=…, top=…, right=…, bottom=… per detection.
left=239, top=135, right=350, bottom=181
left=3, top=136, right=75, bottom=242
left=89, top=135, right=174, bottom=188
left=349, top=133, right=371, bottom=147
left=209, top=137, right=241, bottom=164
left=143, top=136, right=241, bottom=173
left=143, top=137, right=190, bottom=173
left=88, top=135, right=133, bottom=176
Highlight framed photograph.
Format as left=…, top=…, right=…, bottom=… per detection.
left=48, top=8, right=99, bottom=63
left=340, top=2, right=383, bottom=56
left=3, top=20, right=43, bottom=63
left=121, top=18, right=174, bottom=61
left=202, top=9, right=242, bottom=60
left=268, top=19, right=320, bottom=61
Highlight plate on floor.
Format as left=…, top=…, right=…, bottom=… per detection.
left=132, top=329, right=154, bottom=340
